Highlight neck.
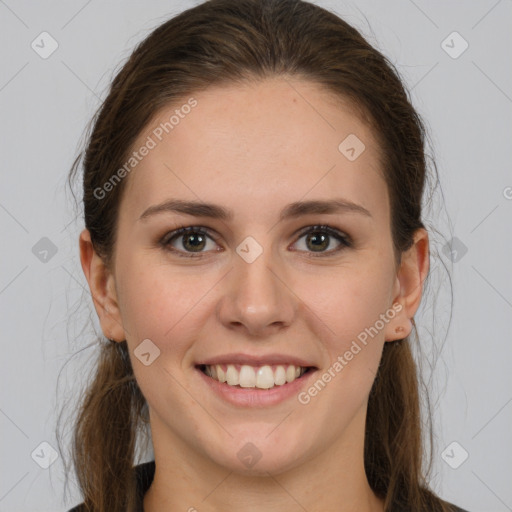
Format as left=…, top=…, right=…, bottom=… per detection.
left=143, top=406, right=384, bottom=512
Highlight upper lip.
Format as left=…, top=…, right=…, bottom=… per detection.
left=196, top=353, right=317, bottom=368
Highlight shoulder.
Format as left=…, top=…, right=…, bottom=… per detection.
left=436, top=503, right=471, bottom=512
left=66, top=460, right=156, bottom=512
left=444, top=499, right=470, bottom=512
left=393, top=502, right=470, bottom=512
left=67, top=505, right=85, bottom=512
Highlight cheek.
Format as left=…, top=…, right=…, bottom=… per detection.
left=295, top=269, right=392, bottom=423
left=318, top=255, right=394, bottom=329
left=311, top=257, right=394, bottom=374
left=116, top=255, right=216, bottom=349
left=116, top=236, right=394, bottom=355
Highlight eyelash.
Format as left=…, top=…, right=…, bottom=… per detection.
left=159, top=224, right=353, bottom=259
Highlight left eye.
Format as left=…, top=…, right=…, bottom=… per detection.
left=160, top=225, right=352, bottom=258
left=293, top=225, right=352, bottom=255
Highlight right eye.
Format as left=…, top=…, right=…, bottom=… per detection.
left=159, top=226, right=221, bottom=258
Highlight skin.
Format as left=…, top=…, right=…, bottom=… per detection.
left=79, top=77, right=429, bottom=512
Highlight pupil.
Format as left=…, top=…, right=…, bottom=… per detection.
left=181, top=231, right=330, bottom=253
left=184, top=233, right=205, bottom=251
left=308, top=232, right=328, bottom=251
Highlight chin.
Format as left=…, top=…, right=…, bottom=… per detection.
left=207, top=431, right=310, bottom=476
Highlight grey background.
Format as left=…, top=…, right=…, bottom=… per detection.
left=0, top=1, right=511, bottom=511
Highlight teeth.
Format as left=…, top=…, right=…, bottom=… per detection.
left=256, top=366, right=274, bottom=389
left=239, top=365, right=256, bottom=387
left=217, top=365, right=227, bottom=383
left=226, top=365, right=239, bottom=386
left=202, top=364, right=309, bottom=389
left=274, top=365, right=286, bottom=386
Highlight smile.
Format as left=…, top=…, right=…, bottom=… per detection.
left=198, top=363, right=312, bottom=389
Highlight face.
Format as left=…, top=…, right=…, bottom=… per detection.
left=82, top=77, right=425, bottom=476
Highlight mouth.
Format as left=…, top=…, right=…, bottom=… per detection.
left=196, top=363, right=316, bottom=390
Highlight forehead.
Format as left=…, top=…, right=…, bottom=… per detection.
left=120, top=78, right=388, bottom=226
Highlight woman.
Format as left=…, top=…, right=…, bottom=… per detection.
left=63, top=0, right=469, bottom=510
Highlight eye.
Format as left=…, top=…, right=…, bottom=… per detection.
left=159, top=224, right=352, bottom=258
left=159, top=226, right=220, bottom=258
left=291, top=225, right=352, bottom=256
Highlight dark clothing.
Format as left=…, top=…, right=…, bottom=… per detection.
left=68, top=460, right=469, bottom=512
left=67, top=461, right=155, bottom=512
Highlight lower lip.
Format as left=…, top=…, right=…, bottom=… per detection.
left=195, top=367, right=317, bottom=407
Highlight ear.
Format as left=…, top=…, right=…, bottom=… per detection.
left=79, top=228, right=125, bottom=341
left=384, top=228, right=430, bottom=342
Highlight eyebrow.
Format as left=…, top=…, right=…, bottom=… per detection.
left=138, top=198, right=372, bottom=222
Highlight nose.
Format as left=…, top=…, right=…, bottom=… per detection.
left=216, top=243, right=296, bottom=337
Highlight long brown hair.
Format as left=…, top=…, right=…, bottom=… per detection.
left=60, top=1, right=456, bottom=510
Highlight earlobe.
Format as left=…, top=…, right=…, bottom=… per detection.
left=384, top=228, right=429, bottom=342
left=384, top=318, right=413, bottom=342
left=79, top=228, right=125, bottom=341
